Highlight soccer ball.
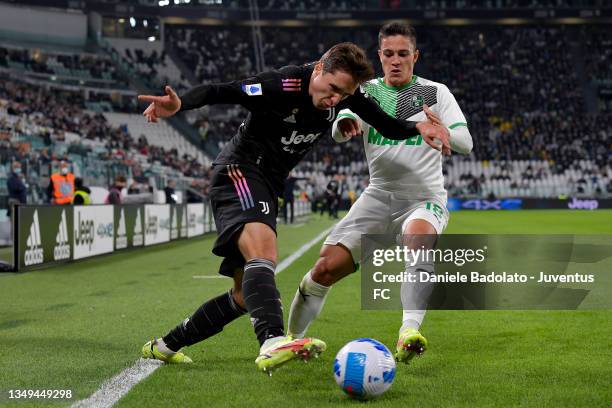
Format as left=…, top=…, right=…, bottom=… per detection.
left=333, top=338, right=396, bottom=399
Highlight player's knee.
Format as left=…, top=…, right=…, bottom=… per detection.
left=311, top=249, right=353, bottom=286
left=311, top=257, right=334, bottom=286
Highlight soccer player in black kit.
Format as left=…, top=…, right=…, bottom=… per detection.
left=138, top=43, right=449, bottom=374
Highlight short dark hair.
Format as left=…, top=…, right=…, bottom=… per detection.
left=320, top=42, right=375, bottom=85
left=378, top=22, right=417, bottom=49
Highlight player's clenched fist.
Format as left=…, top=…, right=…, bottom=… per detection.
left=333, top=117, right=363, bottom=143
left=138, top=86, right=182, bottom=123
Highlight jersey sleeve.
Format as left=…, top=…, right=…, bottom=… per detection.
left=436, top=84, right=473, bottom=154
left=331, top=108, right=367, bottom=143
left=345, top=88, right=419, bottom=140
left=178, top=71, right=281, bottom=112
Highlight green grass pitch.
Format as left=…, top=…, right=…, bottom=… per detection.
left=0, top=210, right=611, bottom=407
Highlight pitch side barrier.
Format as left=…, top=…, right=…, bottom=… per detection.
left=447, top=198, right=612, bottom=211
left=12, top=203, right=211, bottom=272
left=12, top=200, right=312, bottom=272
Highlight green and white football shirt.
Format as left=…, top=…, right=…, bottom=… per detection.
left=333, top=75, right=468, bottom=199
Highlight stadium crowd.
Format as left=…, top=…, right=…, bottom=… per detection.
left=2, top=23, right=611, bottom=205
left=0, top=76, right=211, bottom=202
left=140, top=0, right=609, bottom=10
left=164, top=24, right=611, bottom=199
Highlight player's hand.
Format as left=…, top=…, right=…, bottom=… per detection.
left=423, top=104, right=443, bottom=126
left=338, top=118, right=362, bottom=138
left=416, top=121, right=451, bottom=156
left=138, top=86, right=182, bottom=123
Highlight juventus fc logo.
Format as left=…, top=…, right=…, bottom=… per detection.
left=259, top=201, right=270, bottom=214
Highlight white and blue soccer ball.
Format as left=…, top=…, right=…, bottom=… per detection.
left=333, top=338, right=396, bottom=400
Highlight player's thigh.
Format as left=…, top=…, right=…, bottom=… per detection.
left=324, top=188, right=391, bottom=264
left=393, top=198, right=449, bottom=246
left=209, top=164, right=278, bottom=263
left=236, top=222, right=277, bottom=263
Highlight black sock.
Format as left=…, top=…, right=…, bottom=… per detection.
left=242, top=258, right=284, bottom=346
left=162, top=290, right=247, bottom=352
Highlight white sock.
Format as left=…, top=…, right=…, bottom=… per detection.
left=155, top=338, right=177, bottom=355
left=399, top=311, right=426, bottom=334
left=400, top=258, right=434, bottom=335
left=288, top=271, right=331, bottom=338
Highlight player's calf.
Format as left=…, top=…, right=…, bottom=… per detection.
left=288, top=245, right=354, bottom=338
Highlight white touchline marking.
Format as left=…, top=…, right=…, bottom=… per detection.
left=275, top=226, right=333, bottom=275
left=72, top=225, right=334, bottom=408
left=71, top=359, right=163, bottom=408
left=192, top=275, right=225, bottom=279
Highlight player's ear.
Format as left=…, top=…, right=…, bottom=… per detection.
left=413, top=49, right=420, bottom=63
left=314, top=61, right=323, bottom=75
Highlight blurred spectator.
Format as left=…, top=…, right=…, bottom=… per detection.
left=72, top=177, right=91, bottom=205
left=282, top=173, right=308, bottom=224
left=106, top=174, right=127, bottom=204
left=128, top=179, right=142, bottom=195
left=47, top=161, right=74, bottom=205
left=186, top=179, right=203, bottom=203
left=325, top=178, right=340, bottom=219
left=165, top=179, right=177, bottom=204
left=7, top=161, right=27, bottom=217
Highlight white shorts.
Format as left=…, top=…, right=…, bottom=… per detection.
left=324, top=186, right=449, bottom=263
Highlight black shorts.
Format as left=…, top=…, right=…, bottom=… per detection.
left=209, top=163, right=278, bottom=276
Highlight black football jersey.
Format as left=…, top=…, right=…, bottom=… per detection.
left=179, top=63, right=419, bottom=193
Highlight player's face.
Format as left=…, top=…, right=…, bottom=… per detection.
left=378, top=35, right=419, bottom=87
left=309, top=64, right=358, bottom=110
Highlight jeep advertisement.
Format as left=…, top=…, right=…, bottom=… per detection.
left=14, top=203, right=213, bottom=271
left=73, top=205, right=114, bottom=260
left=144, top=204, right=171, bottom=246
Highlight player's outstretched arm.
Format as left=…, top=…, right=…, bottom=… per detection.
left=347, top=89, right=450, bottom=155
left=138, top=86, right=182, bottom=123
left=139, top=72, right=277, bottom=122
left=347, top=89, right=421, bottom=140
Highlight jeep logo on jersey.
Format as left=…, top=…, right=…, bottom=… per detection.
left=367, top=128, right=423, bottom=146
left=54, top=209, right=70, bottom=260
left=281, top=130, right=322, bottom=145
left=75, top=213, right=95, bottom=250
left=24, top=210, right=44, bottom=266
left=281, top=131, right=322, bottom=153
